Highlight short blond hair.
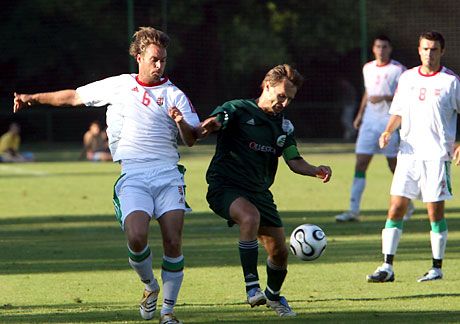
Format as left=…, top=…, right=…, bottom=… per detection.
left=129, top=27, right=170, bottom=58
left=261, top=64, right=304, bottom=90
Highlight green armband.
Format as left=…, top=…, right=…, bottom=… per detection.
left=283, top=145, right=300, bottom=161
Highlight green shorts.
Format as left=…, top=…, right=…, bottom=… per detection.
left=206, top=185, right=282, bottom=227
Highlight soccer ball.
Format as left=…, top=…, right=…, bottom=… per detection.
left=289, top=224, right=327, bottom=261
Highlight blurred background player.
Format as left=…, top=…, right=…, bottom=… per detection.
left=337, top=76, right=358, bottom=142
left=201, top=64, right=332, bottom=317
left=82, top=121, right=112, bottom=161
left=367, top=31, right=460, bottom=283
left=13, top=26, right=202, bottom=324
left=335, top=35, right=411, bottom=222
left=0, top=122, right=34, bottom=162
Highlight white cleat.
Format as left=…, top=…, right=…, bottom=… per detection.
left=139, top=289, right=159, bottom=320
left=335, top=211, right=360, bottom=222
left=403, top=201, right=415, bottom=221
left=417, top=268, right=443, bottom=282
left=266, top=296, right=296, bottom=317
left=247, top=287, right=266, bottom=307
left=159, top=313, right=183, bottom=324
left=366, top=264, right=395, bottom=283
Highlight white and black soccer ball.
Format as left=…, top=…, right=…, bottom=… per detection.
left=289, top=224, right=327, bottom=261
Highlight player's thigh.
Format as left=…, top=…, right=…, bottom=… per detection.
left=355, top=124, right=380, bottom=155
left=113, top=173, right=154, bottom=229
left=153, top=183, right=188, bottom=220
left=390, top=157, right=420, bottom=200
left=420, top=160, right=452, bottom=203
left=250, top=191, right=282, bottom=228
left=207, top=185, right=245, bottom=225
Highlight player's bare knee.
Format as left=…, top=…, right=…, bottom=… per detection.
left=388, top=204, right=406, bottom=219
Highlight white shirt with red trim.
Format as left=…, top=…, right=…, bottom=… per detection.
left=362, top=59, right=406, bottom=126
left=76, top=74, right=200, bottom=163
left=390, top=66, right=460, bottom=160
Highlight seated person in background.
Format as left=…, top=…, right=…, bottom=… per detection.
left=0, top=122, right=34, bottom=162
left=83, top=121, right=112, bottom=161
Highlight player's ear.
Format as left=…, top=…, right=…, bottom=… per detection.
left=136, top=53, right=142, bottom=64
left=265, top=81, right=270, bottom=91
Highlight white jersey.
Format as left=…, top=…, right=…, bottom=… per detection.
left=362, top=59, right=406, bottom=126
left=390, top=66, right=460, bottom=161
left=76, top=74, right=200, bottom=163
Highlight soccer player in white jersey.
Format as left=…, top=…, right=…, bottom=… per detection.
left=367, top=31, right=460, bottom=283
left=336, top=35, right=411, bottom=222
left=13, top=27, right=201, bottom=324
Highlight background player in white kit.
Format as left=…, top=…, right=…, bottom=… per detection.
left=13, top=27, right=201, bottom=324
left=367, top=31, right=460, bottom=283
left=336, top=35, right=410, bottom=222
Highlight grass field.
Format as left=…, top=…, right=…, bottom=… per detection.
left=1, top=143, right=460, bottom=323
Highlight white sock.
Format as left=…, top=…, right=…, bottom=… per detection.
left=381, top=227, right=402, bottom=255
left=430, top=230, right=448, bottom=260
left=350, top=177, right=365, bottom=214
left=128, top=246, right=159, bottom=292
left=161, top=255, right=184, bottom=316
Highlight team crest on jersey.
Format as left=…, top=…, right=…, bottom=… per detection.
left=131, top=86, right=139, bottom=92
left=156, top=97, right=164, bottom=106
left=276, top=135, right=287, bottom=147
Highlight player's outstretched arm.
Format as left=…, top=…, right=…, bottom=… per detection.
left=287, top=158, right=332, bottom=183
left=13, top=90, right=83, bottom=113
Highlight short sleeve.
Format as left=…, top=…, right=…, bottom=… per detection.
left=209, top=101, right=238, bottom=129
left=76, top=75, right=124, bottom=107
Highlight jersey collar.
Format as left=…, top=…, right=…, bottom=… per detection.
left=135, top=75, right=169, bottom=87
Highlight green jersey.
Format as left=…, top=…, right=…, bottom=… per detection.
left=206, top=99, right=301, bottom=192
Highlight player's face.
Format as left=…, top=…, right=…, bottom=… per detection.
left=265, top=79, right=297, bottom=115
left=372, top=40, right=392, bottom=63
left=137, top=44, right=167, bottom=83
left=418, top=38, right=444, bottom=71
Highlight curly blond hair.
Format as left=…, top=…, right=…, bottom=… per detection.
left=129, top=27, right=170, bottom=58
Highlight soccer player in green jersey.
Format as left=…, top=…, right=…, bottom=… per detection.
left=201, top=64, right=332, bottom=317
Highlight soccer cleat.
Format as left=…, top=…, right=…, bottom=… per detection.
left=159, top=313, right=183, bottom=324
left=335, top=211, right=359, bottom=222
left=403, top=201, right=415, bottom=221
left=266, top=296, right=296, bottom=317
left=366, top=265, right=395, bottom=283
left=417, top=268, right=443, bottom=282
left=247, top=287, right=266, bottom=307
left=139, top=289, right=159, bottom=320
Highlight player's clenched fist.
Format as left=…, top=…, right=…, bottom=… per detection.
left=315, top=165, right=332, bottom=183
left=13, top=93, right=34, bottom=113
left=168, top=106, right=183, bottom=123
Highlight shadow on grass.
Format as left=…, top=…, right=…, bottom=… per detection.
left=1, top=298, right=460, bottom=323
left=1, top=210, right=459, bottom=274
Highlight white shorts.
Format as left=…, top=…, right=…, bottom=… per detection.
left=355, top=121, right=399, bottom=157
left=113, top=163, right=187, bottom=229
left=390, top=157, right=453, bottom=202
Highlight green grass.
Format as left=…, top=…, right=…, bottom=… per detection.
left=1, top=143, right=460, bottom=323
